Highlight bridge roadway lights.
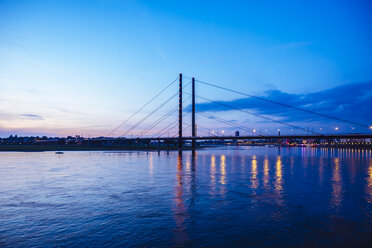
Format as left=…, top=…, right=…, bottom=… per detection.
left=102, top=134, right=372, bottom=142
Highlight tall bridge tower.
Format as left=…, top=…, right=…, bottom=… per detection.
left=178, top=73, right=183, bottom=152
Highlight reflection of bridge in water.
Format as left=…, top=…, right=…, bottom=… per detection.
left=106, top=74, right=372, bottom=151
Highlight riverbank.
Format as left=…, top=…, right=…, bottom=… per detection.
left=0, top=145, right=182, bottom=152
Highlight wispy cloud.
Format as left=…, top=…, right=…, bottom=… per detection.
left=154, top=45, right=168, bottom=60
left=20, top=114, right=43, bottom=120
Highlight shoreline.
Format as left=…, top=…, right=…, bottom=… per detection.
left=0, top=144, right=371, bottom=152
left=0, top=145, right=181, bottom=152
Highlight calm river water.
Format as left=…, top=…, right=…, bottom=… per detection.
left=0, top=147, right=371, bottom=247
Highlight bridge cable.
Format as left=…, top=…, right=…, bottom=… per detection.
left=190, top=123, right=214, bottom=136
left=107, top=77, right=178, bottom=137
left=137, top=105, right=179, bottom=138
left=188, top=93, right=322, bottom=135
left=191, top=78, right=370, bottom=129
left=198, top=112, right=264, bottom=136
left=182, top=122, right=212, bottom=136
left=157, top=110, right=192, bottom=138
left=137, top=95, right=192, bottom=138
left=122, top=81, right=191, bottom=137
left=120, top=91, right=179, bottom=137
left=197, top=111, right=265, bottom=136
left=159, top=110, right=192, bottom=138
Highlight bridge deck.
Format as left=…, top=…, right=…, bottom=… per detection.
left=97, top=134, right=372, bottom=142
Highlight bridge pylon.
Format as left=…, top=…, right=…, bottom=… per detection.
left=178, top=73, right=183, bottom=153
left=192, top=77, right=196, bottom=152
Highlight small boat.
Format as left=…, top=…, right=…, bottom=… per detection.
left=55, top=151, right=64, bottom=154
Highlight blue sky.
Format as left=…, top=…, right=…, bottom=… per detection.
left=0, top=0, right=372, bottom=137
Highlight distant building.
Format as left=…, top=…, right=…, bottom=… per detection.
left=235, top=130, right=240, bottom=137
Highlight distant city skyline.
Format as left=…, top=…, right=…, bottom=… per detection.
left=1, top=0, right=372, bottom=137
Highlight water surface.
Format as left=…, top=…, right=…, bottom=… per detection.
left=0, top=147, right=371, bottom=247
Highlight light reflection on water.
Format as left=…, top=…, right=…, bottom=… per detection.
left=250, top=155, right=258, bottom=189
left=263, top=155, right=269, bottom=187
left=0, top=147, right=372, bottom=247
left=331, top=157, right=343, bottom=209
left=368, top=160, right=372, bottom=202
left=210, top=154, right=216, bottom=196
left=275, top=155, right=283, bottom=192
left=173, top=154, right=188, bottom=245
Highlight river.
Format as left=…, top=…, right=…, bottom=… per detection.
left=0, top=147, right=371, bottom=247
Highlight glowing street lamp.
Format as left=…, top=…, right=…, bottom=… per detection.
left=335, top=127, right=339, bottom=131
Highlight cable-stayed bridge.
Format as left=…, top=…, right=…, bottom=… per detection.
left=103, top=74, right=372, bottom=151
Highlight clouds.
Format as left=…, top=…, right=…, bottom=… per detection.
left=20, top=114, right=43, bottom=120
left=195, top=81, right=372, bottom=126
left=0, top=112, right=43, bottom=121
